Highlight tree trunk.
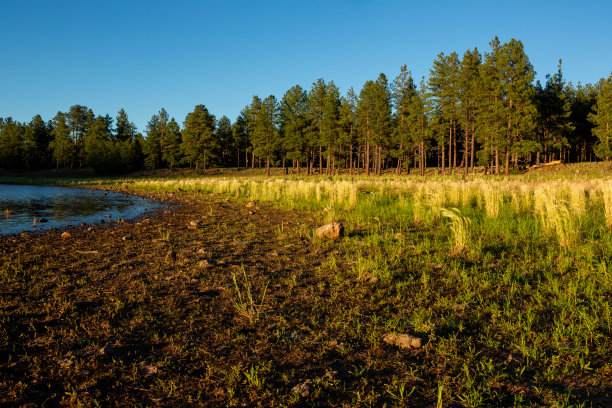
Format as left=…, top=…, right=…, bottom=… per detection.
left=366, top=142, right=370, bottom=176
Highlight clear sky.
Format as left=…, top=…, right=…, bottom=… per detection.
left=1, top=0, right=611, bottom=133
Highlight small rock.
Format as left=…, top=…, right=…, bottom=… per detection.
left=105, top=214, right=111, bottom=218
left=98, top=345, right=114, bottom=356
left=357, top=272, right=379, bottom=284
left=122, top=236, right=128, bottom=241
left=165, top=249, right=176, bottom=263
left=248, top=210, right=255, bottom=215
left=246, top=201, right=256, bottom=208
left=139, top=364, right=158, bottom=377
left=188, top=220, right=200, bottom=230
left=316, top=222, right=344, bottom=240
left=196, top=248, right=207, bottom=258
left=383, top=333, right=423, bottom=349
left=197, top=260, right=211, bottom=268
left=291, top=380, right=312, bottom=397
left=61, top=231, right=71, bottom=239
left=87, top=227, right=93, bottom=232
left=506, top=353, right=522, bottom=363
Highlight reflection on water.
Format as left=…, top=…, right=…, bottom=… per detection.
left=0, top=184, right=163, bottom=235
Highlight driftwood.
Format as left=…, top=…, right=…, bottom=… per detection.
left=528, top=160, right=564, bottom=171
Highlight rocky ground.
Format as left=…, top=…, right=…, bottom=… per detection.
left=1, top=189, right=610, bottom=407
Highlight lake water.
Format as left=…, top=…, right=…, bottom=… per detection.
left=0, top=184, right=163, bottom=235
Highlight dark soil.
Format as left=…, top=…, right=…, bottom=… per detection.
left=1, top=190, right=610, bottom=407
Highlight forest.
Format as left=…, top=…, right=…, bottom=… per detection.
left=1, top=37, right=611, bottom=175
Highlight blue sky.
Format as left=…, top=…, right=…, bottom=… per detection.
left=1, top=0, right=611, bottom=133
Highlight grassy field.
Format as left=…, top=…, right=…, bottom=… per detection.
left=1, top=162, right=611, bottom=407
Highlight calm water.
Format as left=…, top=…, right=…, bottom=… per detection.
left=0, top=184, right=163, bottom=235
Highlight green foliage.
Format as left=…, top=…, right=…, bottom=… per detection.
left=590, top=74, right=612, bottom=160
left=182, top=105, right=217, bottom=170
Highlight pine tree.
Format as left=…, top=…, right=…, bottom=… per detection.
left=535, top=60, right=574, bottom=163
left=244, top=96, right=262, bottom=169
left=23, top=114, right=52, bottom=169
left=567, top=82, right=598, bottom=161
left=0, top=118, right=25, bottom=170
left=162, top=118, right=183, bottom=170
left=84, top=115, right=121, bottom=173
left=232, top=112, right=250, bottom=168
left=497, top=38, right=538, bottom=173
left=590, top=74, right=612, bottom=160
left=458, top=48, right=481, bottom=175
left=321, top=81, right=341, bottom=174
left=115, top=108, right=136, bottom=143
left=182, top=105, right=216, bottom=170
left=339, top=87, right=358, bottom=174
left=280, top=85, right=308, bottom=173
left=428, top=52, right=460, bottom=174
left=408, top=78, right=431, bottom=176
left=392, top=65, right=417, bottom=174
left=49, top=112, right=74, bottom=170
left=216, top=116, right=233, bottom=166
left=145, top=113, right=163, bottom=171
left=357, top=74, right=392, bottom=175
left=251, top=95, right=279, bottom=176
left=306, top=79, right=327, bottom=174
left=67, top=105, right=94, bottom=168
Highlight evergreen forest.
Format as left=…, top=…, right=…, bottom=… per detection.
left=2, top=37, right=611, bottom=175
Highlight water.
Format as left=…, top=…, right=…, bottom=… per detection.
left=0, top=184, right=163, bottom=235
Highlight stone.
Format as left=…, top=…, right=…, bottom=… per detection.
left=291, top=380, right=312, bottom=397
left=383, top=333, right=423, bottom=349
left=61, top=231, right=71, bottom=239
left=188, top=220, right=200, bottom=229
left=316, top=222, right=344, bottom=240
left=197, top=260, right=211, bottom=268
left=246, top=201, right=256, bottom=208
left=139, top=364, right=158, bottom=377
left=196, top=248, right=207, bottom=258
left=165, top=249, right=176, bottom=263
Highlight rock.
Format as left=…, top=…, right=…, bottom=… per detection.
left=139, top=364, right=158, bottom=377
left=357, top=272, right=379, bottom=284
left=383, top=333, right=423, bottom=349
left=197, top=260, right=211, bottom=268
left=105, top=214, right=112, bottom=218
left=248, top=210, right=255, bottom=215
left=87, top=227, right=93, bottom=232
left=165, top=249, right=176, bottom=263
left=506, top=353, right=522, bottom=363
left=246, top=201, right=256, bottom=208
left=291, top=380, right=312, bottom=397
left=61, top=231, right=71, bottom=239
left=188, top=220, right=200, bottom=230
left=98, top=344, right=114, bottom=356
left=316, top=222, right=344, bottom=240
left=196, top=248, right=207, bottom=258
left=122, top=236, right=128, bottom=241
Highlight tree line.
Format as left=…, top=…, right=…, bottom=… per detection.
left=1, top=37, right=611, bottom=175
